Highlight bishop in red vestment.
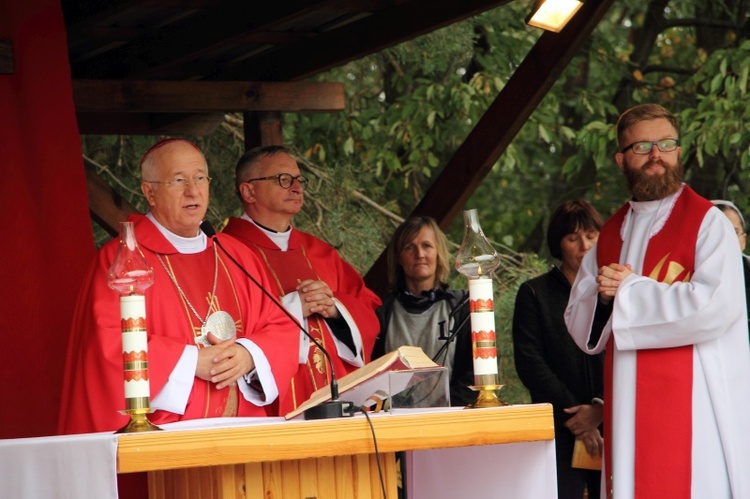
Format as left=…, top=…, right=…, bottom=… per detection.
left=58, top=140, right=300, bottom=435
left=224, top=145, right=381, bottom=414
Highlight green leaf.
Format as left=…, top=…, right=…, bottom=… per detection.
left=343, top=136, right=354, bottom=155
left=427, top=111, right=436, bottom=129
left=740, top=65, right=748, bottom=96
left=710, top=73, right=723, bottom=94
left=538, top=124, right=551, bottom=143
left=427, top=152, right=439, bottom=167
left=560, top=126, right=576, bottom=141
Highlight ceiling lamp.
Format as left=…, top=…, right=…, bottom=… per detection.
left=526, top=0, right=583, bottom=33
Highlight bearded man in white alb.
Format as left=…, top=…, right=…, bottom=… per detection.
left=564, top=103, right=750, bottom=498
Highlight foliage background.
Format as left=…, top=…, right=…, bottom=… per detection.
left=82, top=0, right=750, bottom=405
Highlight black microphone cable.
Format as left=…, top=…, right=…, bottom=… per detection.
left=358, top=405, right=388, bottom=499
left=200, top=221, right=354, bottom=420
left=204, top=222, right=387, bottom=496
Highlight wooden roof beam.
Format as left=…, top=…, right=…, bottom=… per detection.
left=364, top=0, right=617, bottom=296
left=86, top=165, right=139, bottom=237
left=72, top=80, right=345, bottom=113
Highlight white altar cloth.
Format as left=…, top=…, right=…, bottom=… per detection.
left=406, top=439, right=557, bottom=498
left=0, top=432, right=118, bottom=499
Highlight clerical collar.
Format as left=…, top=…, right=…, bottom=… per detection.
left=625, top=185, right=682, bottom=240
left=146, top=212, right=207, bottom=254
left=241, top=213, right=292, bottom=251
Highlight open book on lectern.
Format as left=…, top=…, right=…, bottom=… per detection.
left=285, top=345, right=446, bottom=420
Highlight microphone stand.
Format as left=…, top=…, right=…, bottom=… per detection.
left=200, top=221, right=354, bottom=420
left=431, top=313, right=470, bottom=366
left=430, top=295, right=470, bottom=365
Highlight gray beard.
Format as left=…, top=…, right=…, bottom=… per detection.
left=623, top=159, right=683, bottom=201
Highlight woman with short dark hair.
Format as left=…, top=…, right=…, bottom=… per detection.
left=512, top=200, right=605, bottom=499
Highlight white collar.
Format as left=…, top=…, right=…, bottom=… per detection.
left=241, top=213, right=292, bottom=251
left=622, top=184, right=684, bottom=240
left=146, top=212, right=207, bottom=254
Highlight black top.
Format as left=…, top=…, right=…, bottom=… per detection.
left=512, top=266, right=604, bottom=428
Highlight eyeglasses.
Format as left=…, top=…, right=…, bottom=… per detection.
left=145, top=175, right=212, bottom=189
left=736, top=228, right=746, bottom=237
left=621, top=139, right=680, bottom=155
left=245, top=173, right=309, bottom=189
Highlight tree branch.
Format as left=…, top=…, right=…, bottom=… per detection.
left=641, top=64, right=697, bottom=76
left=351, top=189, right=403, bottom=223
left=665, top=18, right=740, bottom=29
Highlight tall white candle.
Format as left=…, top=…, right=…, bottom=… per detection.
left=468, top=277, right=499, bottom=385
left=120, top=295, right=151, bottom=409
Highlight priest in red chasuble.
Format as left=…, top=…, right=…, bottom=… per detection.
left=58, top=139, right=300, bottom=435
left=223, top=145, right=381, bottom=414
left=565, top=104, right=750, bottom=498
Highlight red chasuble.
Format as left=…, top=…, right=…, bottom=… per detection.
left=58, top=214, right=300, bottom=434
left=596, top=186, right=712, bottom=498
left=223, top=217, right=381, bottom=414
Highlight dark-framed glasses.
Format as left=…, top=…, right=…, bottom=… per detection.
left=245, top=173, right=309, bottom=189
left=621, top=139, right=680, bottom=155
left=145, top=175, right=212, bottom=189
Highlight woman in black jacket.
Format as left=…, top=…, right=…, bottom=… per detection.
left=512, top=200, right=604, bottom=499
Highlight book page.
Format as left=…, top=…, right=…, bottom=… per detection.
left=285, top=345, right=441, bottom=419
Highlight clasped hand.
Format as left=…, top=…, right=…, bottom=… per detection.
left=596, top=263, right=633, bottom=303
left=297, top=279, right=339, bottom=319
left=196, top=332, right=255, bottom=390
left=564, top=404, right=604, bottom=458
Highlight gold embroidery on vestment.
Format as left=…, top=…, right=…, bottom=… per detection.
left=648, top=253, right=692, bottom=284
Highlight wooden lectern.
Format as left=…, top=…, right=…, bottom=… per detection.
left=117, top=404, right=554, bottom=499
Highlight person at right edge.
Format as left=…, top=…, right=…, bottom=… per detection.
left=513, top=199, right=604, bottom=499
left=712, top=199, right=750, bottom=337
left=564, top=103, right=750, bottom=498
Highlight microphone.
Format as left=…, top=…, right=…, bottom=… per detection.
left=200, top=221, right=354, bottom=420
left=448, top=294, right=470, bottom=321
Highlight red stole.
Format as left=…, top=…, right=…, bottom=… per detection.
left=154, top=247, right=244, bottom=421
left=597, top=186, right=711, bottom=498
left=251, top=243, right=331, bottom=413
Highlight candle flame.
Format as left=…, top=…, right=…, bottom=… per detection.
left=478, top=264, right=483, bottom=276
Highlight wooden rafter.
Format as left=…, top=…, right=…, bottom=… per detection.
left=72, top=80, right=345, bottom=113
left=363, top=0, right=617, bottom=295
left=72, top=79, right=344, bottom=135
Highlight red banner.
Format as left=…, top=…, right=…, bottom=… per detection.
left=0, top=0, right=94, bottom=438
